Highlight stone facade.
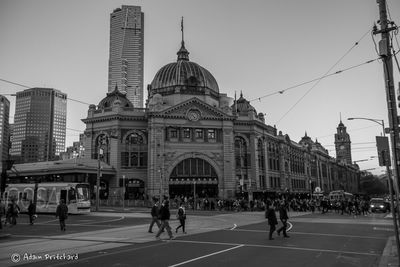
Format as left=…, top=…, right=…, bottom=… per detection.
left=82, top=41, right=360, bottom=201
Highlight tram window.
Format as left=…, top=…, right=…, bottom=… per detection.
left=68, top=188, right=76, bottom=203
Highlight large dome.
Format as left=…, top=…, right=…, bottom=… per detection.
left=149, top=41, right=219, bottom=96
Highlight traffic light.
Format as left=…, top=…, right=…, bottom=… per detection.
left=376, top=136, right=390, bottom=166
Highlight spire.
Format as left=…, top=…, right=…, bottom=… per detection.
left=177, top=17, right=189, bottom=61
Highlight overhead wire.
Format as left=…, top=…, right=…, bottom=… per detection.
left=249, top=29, right=372, bottom=107
left=275, top=29, right=372, bottom=124
left=249, top=57, right=379, bottom=103
left=0, top=77, right=92, bottom=106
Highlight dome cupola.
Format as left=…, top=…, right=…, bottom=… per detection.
left=98, top=85, right=133, bottom=109
left=149, top=18, right=219, bottom=97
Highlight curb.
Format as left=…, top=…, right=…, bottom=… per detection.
left=379, top=236, right=398, bottom=267
left=0, top=233, right=11, bottom=239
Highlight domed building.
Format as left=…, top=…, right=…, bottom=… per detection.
left=82, top=36, right=360, bottom=204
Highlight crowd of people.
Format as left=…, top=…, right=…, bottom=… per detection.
left=169, top=195, right=379, bottom=216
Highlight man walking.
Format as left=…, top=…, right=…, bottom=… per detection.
left=277, top=200, right=290, bottom=238
left=0, top=199, right=5, bottom=229
left=265, top=201, right=278, bottom=240
left=148, top=198, right=161, bottom=233
left=28, top=200, right=36, bottom=225
left=56, top=199, right=68, bottom=231
left=155, top=198, right=174, bottom=240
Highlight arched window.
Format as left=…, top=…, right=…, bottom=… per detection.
left=94, top=134, right=110, bottom=164
left=235, top=137, right=249, bottom=169
left=257, top=138, right=265, bottom=170
left=121, top=132, right=147, bottom=168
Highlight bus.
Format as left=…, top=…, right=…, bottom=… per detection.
left=2, top=183, right=91, bottom=214
left=328, top=190, right=353, bottom=202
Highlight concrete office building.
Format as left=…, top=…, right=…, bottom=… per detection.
left=10, top=88, right=67, bottom=163
left=0, top=95, right=10, bottom=171
left=108, top=5, right=144, bottom=108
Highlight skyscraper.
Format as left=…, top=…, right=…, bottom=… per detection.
left=108, top=5, right=144, bottom=107
left=10, top=88, right=67, bottom=163
left=0, top=95, right=10, bottom=171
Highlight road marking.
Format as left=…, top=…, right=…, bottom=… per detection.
left=36, top=219, right=58, bottom=224
left=227, top=228, right=386, bottom=240
left=287, top=221, right=293, bottom=231
left=230, top=224, right=237, bottom=230
left=373, top=226, right=393, bottom=232
left=170, top=239, right=380, bottom=256
left=169, top=244, right=244, bottom=267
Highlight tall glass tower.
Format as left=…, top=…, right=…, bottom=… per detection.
left=0, top=95, right=10, bottom=170
left=10, top=88, right=67, bottom=163
left=108, top=5, right=144, bottom=108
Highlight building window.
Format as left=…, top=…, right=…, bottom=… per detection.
left=121, top=132, right=147, bottom=168
left=195, top=129, right=203, bottom=139
left=170, top=129, right=178, bottom=138
left=208, top=129, right=215, bottom=139
left=183, top=128, right=191, bottom=139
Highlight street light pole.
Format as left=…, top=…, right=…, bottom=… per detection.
left=122, top=175, right=125, bottom=209
left=348, top=116, right=400, bottom=259
left=96, top=136, right=104, bottom=212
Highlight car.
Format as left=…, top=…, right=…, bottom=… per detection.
left=370, top=198, right=390, bottom=213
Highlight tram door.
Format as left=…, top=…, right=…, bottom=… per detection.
left=60, top=190, right=67, bottom=204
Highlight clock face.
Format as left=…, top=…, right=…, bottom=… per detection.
left=340, top=145, right=345, bottom=150
left=187, top=110, right=201, bottom=121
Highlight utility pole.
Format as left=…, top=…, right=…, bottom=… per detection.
left=374, top=0, right=400, bottom=196
left=374, top=1, right=400, bottom=265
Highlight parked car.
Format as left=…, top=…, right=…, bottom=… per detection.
left=370, top=198, right=390, bottom=213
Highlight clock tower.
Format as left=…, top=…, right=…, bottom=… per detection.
left=335, top=120, right=352, bottom=164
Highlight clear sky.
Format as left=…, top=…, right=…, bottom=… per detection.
left=1, top=0, right=399, bottom=175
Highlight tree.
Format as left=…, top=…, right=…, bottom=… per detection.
left=360, top=174, right=388, bottom=196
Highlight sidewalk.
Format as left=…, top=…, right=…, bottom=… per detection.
left=380, top=236, right=399, bottom=267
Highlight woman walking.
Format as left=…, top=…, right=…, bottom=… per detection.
left=175, top=203, right=187, bottom=234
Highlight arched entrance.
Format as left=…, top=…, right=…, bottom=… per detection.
left=169, top=157, right=218, bottom=198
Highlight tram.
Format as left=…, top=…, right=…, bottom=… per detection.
left=2, top=182, right=91, bottom=214
left=328, top=190, right=353, bottom=202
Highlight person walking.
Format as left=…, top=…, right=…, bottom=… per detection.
left=148, top=198, right=161, bottom=233
left=28, top=200, right=36, bottom=225
left=56, top=199, right=68, bottom=231
left=175, top=203, right=186, bottom=234
left=277, top=200, right=290, bottom=238
left=10, top=199, right=20, bottom=226
left=0, top=199, right=5, bottom=229
left=155, top=199, right=174, bottom=240
left=266, top=201, right=278, bottom=240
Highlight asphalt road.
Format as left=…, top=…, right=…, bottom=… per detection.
left=0, top=210, right=395, bottom=267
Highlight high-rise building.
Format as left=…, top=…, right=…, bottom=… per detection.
left=108, top=5, right=144, bottom=107
left=10, top=88, right=67, bottom=163
left=0, top=95, right=10, bottom=171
